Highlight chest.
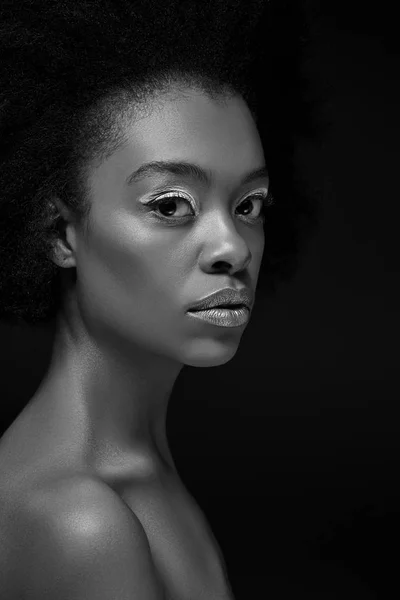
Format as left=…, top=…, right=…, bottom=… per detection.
left=120, top=479, right=235, bottom=600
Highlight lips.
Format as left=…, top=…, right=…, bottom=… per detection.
left=190, top=304, right=245, bottom=311
left=188, top=287, right=253, bottom=312
left=214, top=304, right=245, bottom=309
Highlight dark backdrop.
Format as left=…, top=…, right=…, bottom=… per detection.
left=1, top=2, right=398, bottom=598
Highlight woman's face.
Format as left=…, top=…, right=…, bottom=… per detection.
left=68, top=87, right=268, bottom=367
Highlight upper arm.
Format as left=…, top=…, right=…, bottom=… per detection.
left=15, top=480, right=166, bottom=600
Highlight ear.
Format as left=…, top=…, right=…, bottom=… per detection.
left=48, top=197, right=78, bottom=269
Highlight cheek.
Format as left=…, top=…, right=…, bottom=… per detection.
left=245, top=228, right=264, bottom=272
left=255, top=235, right=265, bottom=267
left=75, top=220, right=185, bottom=333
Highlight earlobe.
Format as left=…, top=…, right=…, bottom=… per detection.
left=47, top=198, right=77, bottom=269
left=51, top=236, right=76, bottom=269
left=47, top=194, right=79, bottom=265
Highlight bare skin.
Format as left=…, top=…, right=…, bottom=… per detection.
left=0, top=85, right=267, bottom=598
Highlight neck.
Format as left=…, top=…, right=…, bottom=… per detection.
left=32, top=309, right=184, bottom=482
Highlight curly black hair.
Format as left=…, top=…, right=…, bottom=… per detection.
left=0, top=0, right=331, bottom=327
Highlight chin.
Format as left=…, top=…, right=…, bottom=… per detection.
left=181, top=339, right=241, bottom=368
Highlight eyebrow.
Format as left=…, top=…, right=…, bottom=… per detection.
left=125, top=160, right=269, bottom=188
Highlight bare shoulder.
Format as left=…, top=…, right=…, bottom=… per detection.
left=1, top=475, right=166, bottom=599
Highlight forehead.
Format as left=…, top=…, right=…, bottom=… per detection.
left=120, top=89, right=264, bottom=176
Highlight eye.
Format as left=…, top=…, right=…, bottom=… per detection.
left=144, top=190, right=275, bottom=223
left=146, top=191, right=194, bottom=219
left=237, top=192, right=274, bottom=222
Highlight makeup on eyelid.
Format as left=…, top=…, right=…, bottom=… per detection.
left=139, top=188, right=274, bottom=222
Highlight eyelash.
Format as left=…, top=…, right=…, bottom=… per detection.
left=144, top=190, right=275, bottom=224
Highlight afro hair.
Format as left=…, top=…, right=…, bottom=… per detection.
left=0, top=0, right=331, bottom=327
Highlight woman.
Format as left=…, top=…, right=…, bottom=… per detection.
left=0, top=0, right=324, bottom=598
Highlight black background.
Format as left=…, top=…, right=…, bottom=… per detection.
left=1, top=1, right=399, bottom=597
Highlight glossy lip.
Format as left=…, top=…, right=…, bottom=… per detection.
left=187, top=287, right=253, bottom=312
left=187, top=305, right=250, bottom=327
